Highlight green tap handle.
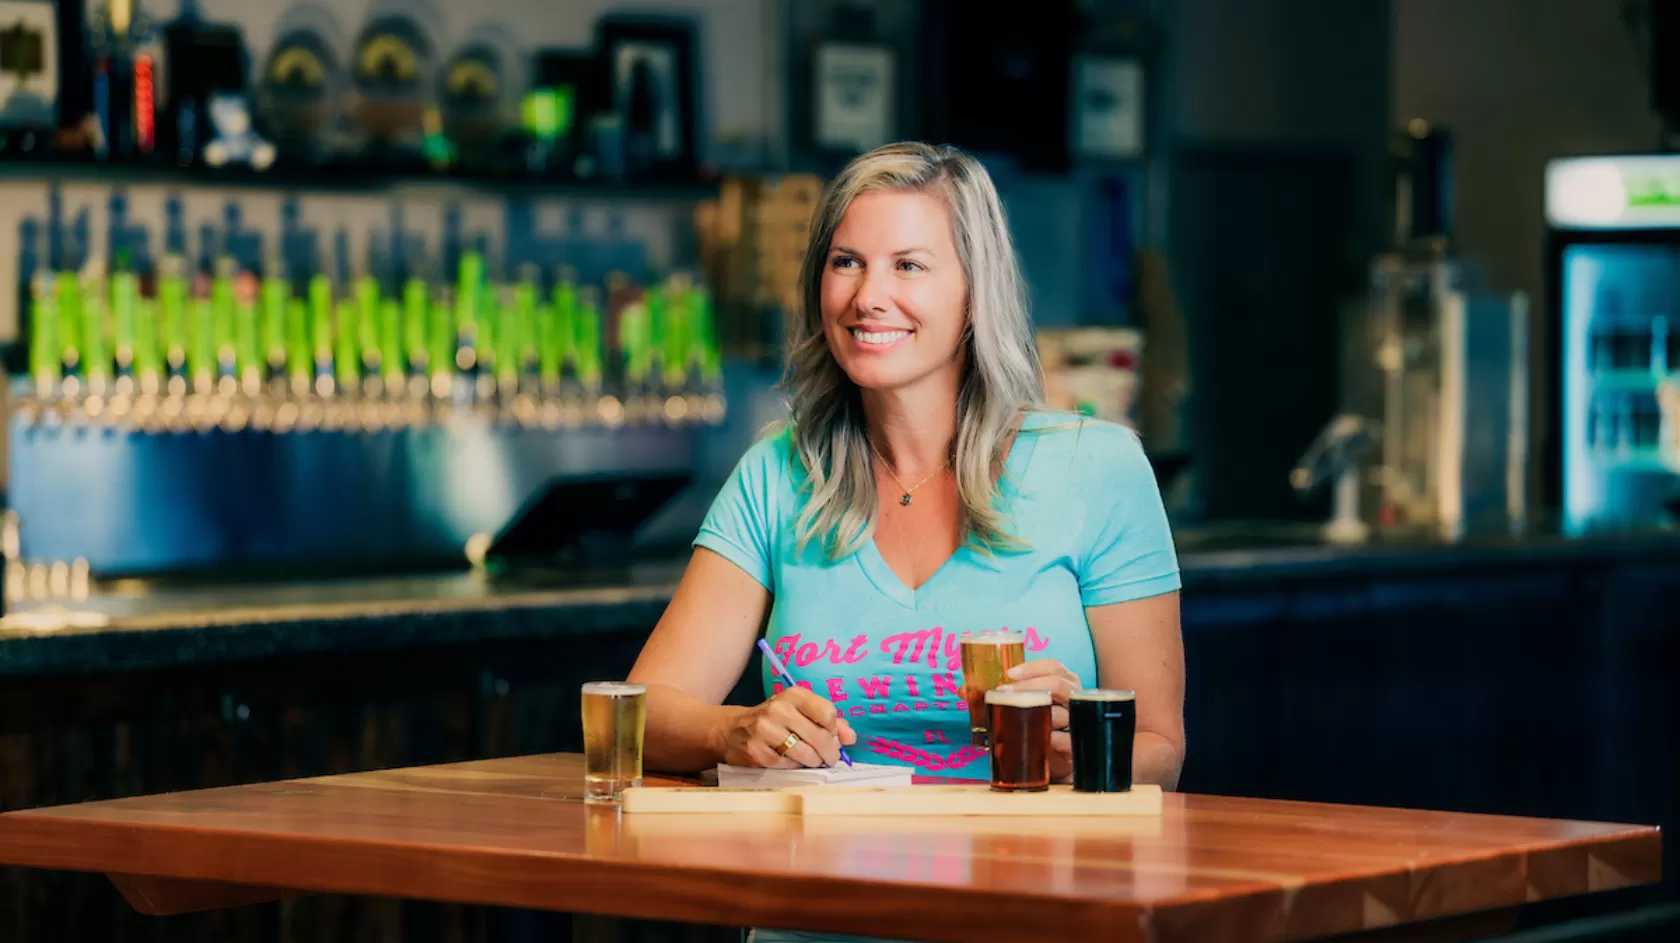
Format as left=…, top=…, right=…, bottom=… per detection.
left=111, top=272, right=139, bottom=373
left=28, top=284, right=60, bottom=389
left=403, top=278, right=429, bottom=370
left=476, top=291, right=498, bottom=375
left=55, top=272, right=82, bottom=372
left=262, top=276, right=289, bottom=369
left=159, top=269, right=188, bottom=372
left=510, top=283, right=535, bottom=380
left=576, top=295, right=603, bottom=387
left=211, top=268, right=237, bottom=376
left=552, top=279, right=578, bottom=374
left=537, top=302, right=561, bottom=387
left=134, top=298, right=161, bottom=384
left=190, top=297, right=215, bottom=387
left=457, top=252, right=484, bottom=331
left=380, top=298, right=404, bottom=382
left=356, top=276, right=380, bottom=371
left=236, top=299, right=260, bottom=382
left=431, top=289, right=455, bottom=381
left=335, top=300, right=360, bottom=389
left=286, top=298, right=310, bottom=385
left=309, top=276, right=333, bottom=375
left=662, top=287, right=690, bottom=389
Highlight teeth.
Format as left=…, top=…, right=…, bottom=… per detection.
left=852, top=329, right=909, bottom=345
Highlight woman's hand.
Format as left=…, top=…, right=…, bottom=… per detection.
left=716, top=687, right=858, bottom=769
left=997, top=659, right=1082, bottom=783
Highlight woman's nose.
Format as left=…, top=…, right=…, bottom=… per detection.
left=855, top=268, right=892, bottom=314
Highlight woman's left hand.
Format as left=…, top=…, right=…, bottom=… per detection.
left=997, top=659, right=1081, bottom=783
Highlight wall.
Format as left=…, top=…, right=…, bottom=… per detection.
left=1393, top=0, right=1663, bottom=504
left=1393, top=0, right=1660, bottom=305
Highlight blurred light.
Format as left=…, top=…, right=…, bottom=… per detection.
left=1547, top=159, right=1628, bottom=227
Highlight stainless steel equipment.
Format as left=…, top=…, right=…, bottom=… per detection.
left=1334, top=122, right=1531, bottom=541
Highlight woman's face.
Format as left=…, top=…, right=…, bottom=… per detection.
left=820, top=190, right=968, bottom=397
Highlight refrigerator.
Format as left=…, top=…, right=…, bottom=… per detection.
left=1546, top=155, right=1680, bottom=532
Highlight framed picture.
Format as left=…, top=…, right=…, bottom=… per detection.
left=813, top=42, right=893, bottom=153
left=0, top=0, right=58, bottom=128
left=1071, top=55, right=1145, bottom=160
left=597, top=17, right=698, bottom=180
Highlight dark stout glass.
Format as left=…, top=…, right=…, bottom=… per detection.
left=986, top=689, right=1052, bottom=792
left=1069, top=689, right=1136, bottom=793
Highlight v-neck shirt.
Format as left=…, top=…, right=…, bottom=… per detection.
left=693, top=411, right=1180, bottom=779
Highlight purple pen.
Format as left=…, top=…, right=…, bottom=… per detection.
left=758, top=637, right=854, bottom=767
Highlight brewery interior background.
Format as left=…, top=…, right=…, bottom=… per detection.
left=0, top=0, right=1677, bottom=940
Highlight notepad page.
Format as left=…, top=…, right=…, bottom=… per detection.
left=716, top=763, right=914, bottom=789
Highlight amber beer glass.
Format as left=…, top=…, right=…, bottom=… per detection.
left=1069, top=689, right=1136, bottom=793
left=581, top=682, right=647, bottom=803
left=985, top=689, right=1052, bottom=792
left=960, top=630, right=1026, bottom=745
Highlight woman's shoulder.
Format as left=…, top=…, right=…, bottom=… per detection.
left=726, top=423, right=803, bottom=492
left=1020, top=410, right=1148, bottom=471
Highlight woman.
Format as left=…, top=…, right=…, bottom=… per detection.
left=628, top=141, right=1183, bottom=792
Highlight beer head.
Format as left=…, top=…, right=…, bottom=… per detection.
left=963, top=630, right=1025, bottom=648
left=983, top=689, right=1052, bottom=709
left=582, top=681, right=647, bottom=697
left=1070, top=689, right=1135, bottom=702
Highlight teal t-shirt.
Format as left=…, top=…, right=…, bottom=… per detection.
left=694, top=411, right=1180, bottom=780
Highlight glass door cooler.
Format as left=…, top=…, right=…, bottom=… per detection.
left=1546, top=155, right=1680, bottom=532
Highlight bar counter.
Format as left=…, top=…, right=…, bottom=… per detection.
left=3, top=523, right=1677, bottom=677
left=0, top=525, right=1676, bottom=941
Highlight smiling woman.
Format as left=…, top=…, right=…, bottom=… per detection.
left=626, top=143, right=1184, bottom=869
left=628, top=142, right=1183, bottom=941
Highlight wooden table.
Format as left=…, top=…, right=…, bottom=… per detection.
left=0, top=754, right=1658, bottom=943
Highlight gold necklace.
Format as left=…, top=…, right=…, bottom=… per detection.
left=870, top=443, right=949, bottom=507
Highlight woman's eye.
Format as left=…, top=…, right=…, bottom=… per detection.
left=830, top=255, right=858, bottom=270
left=897, top=259, right=924, bottom=272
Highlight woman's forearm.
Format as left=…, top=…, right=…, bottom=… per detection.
left=641, top=683, right=746, bottom=774
left=1134, top=731, right=1184, bottom=792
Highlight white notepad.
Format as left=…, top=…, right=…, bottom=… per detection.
left=716, top=762, right=914, bottom=789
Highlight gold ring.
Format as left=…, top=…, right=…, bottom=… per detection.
left=774, top=732, right=802, bottom=757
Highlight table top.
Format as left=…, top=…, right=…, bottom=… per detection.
left=0, top=754, right=1659, bottom=943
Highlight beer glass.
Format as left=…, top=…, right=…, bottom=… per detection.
left=960, top=630, right=1026, bottom=745
left=1069, top=689, right=1136, bottom=793
left=985, top=689, right=1051, bottom=792
left=581, top=681, right=647, bottom=804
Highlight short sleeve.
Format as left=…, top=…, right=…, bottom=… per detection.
left=1074, top=424, right=1182, bottom=607
left=693, top=433, right=788, bottom=593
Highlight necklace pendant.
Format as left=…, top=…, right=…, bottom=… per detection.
left=900, top=493, right=913, bottom=507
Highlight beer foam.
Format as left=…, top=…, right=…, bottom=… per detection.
left=1070, top=689, right=1136, bottom=702
left=984, top=689, right=1052, bottom=708
left=582, top=681, right=646, bottom=697
left=962, top=630, right=1025, bottom=645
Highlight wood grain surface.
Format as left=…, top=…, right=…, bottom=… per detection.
left=0, top=754, right=1659, bottom=943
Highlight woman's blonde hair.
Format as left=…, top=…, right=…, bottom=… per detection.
left=781, top=141, right=1043, bottom=560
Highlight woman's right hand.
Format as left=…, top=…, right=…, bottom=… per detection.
left=717, top=688, right=858, bottom=768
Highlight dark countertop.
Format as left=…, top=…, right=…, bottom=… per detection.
left=3, top=525, right=1679, bottom=678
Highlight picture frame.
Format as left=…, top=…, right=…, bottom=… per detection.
left=1071, top=55, right=1145, bottom=161
left=596, top=16, right=699, bottom=181
left=812, top=40, right=894, bottom=153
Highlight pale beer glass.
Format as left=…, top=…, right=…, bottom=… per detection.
left=581, top=682, right=647, bottom=804
left=960, top=630, right=1026, bottom=745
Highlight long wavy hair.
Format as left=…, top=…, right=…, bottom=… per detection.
left=781, top=142, right=1044, bottom=560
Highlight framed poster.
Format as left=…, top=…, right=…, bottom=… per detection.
left=0, top=0, right=58, bottom=127
left=598, top=17, right=698, bottom=180
left=813, top=42, right=893, bottom=153
left=1071, top=55, right=1144, bottom=160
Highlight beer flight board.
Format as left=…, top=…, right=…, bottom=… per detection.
left=621, top=783, right=1165, bottom=816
